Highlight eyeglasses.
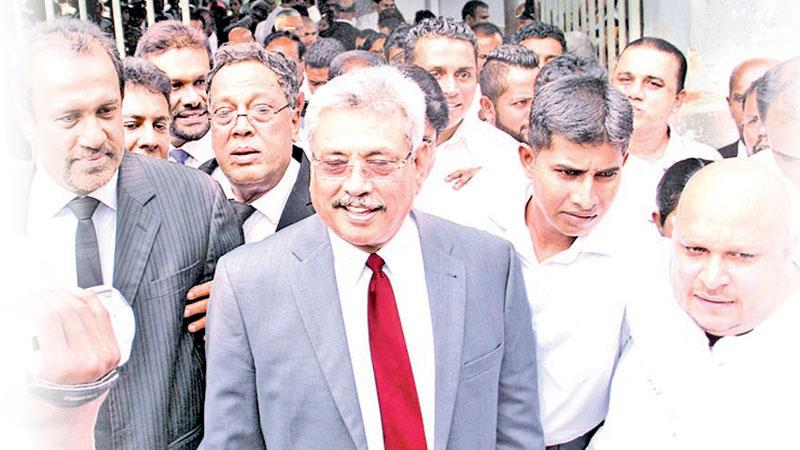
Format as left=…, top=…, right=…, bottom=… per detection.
left=211, top=103, right=291, bottom=126
left=311, top=151, right=414, bottom=181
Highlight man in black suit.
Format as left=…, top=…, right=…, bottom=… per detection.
left=17, top=19, right=242, bottom=449
left=719, top=57, right=777, bottom=158
left=199, top=42, right=314, bottom=243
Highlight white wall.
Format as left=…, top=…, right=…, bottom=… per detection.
left=643, top=0, right=800, bottom=147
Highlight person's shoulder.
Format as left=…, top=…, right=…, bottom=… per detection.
left=123, top=153, right=219, bottom=195
left=674, top=132, right=722, bottom=160
left=221, top=214, right=322, bottom=264
left=416, top=211, right=515, bottom=257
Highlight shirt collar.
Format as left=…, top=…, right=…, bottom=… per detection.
left=248, top=157, right=300, bottom=225
left=30, top=163, right=118, bottom=220
left=171, top=132, right=214, bottom=164
left=327, top=213, right=418, bottom=287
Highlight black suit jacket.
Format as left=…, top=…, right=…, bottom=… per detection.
left=718, top=140, right=739, bottom=159
left=198, top=145, right=315, bottom=232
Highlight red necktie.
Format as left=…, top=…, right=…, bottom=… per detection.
left=366, top=253, right=428, bottom=450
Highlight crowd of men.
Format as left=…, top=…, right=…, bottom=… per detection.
left=7, top=1, right=800, bottom=449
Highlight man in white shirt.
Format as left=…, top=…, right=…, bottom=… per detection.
left=199, top=42, right=314, bottom=244
left=718, top=58, right=778, bottom=158
left=757, top=57, right=800, bottom=190
left=493, top=74, right=637, bottom=449
left=135, top=21, right=215, bottom=168
left=404, top=17, right=528, bottom=231
left=590, top=159, right=800, bottom=450
left=478, top=44, right=539, bottom=143
left=610, top=37, right=720, bottom=238
left=203, top=66, right=544, bottom=449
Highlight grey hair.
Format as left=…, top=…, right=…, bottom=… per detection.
left=305, top=66, right=426, bottom=154
left=18, top=18, right=123, bottom=114
left=207, top=43, right=299, bottom=107
left=404, top=17, right=478, bottom=64
left=305, top=38, right=347, bottom=69
left=757, top=57, right=800, bottom=123
left=534, top=53, right=606, bottom=94
left=480, top=44, right=538, bottom=103
left=328, top=50, right=385, bottom=80
left=529, top=75, right=633, bottom=155
left=397, top=64, right=449, bottom=135
left=123, top=57, right=171, bottom=106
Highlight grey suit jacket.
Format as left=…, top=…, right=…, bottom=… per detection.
left=93, top=153, right=243, bottom=449
left=203, top=212, right=544, bottom=449
left=197, top=146, right=315, bottom=231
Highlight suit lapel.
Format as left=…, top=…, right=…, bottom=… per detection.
left=416, top=212, right=467, bottom=450
left=289, top=216, right=367, bottom=449
left=113, top=154, right=161, bottom=305
left=277, top=149, right=314, bottom=231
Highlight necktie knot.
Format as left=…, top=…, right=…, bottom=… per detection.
left=231, top=201, right=256, bottom=223
left=171, top=148, right=191, bottom=165
left=68, top=196, right=101, bottom=220
left=366, top=253, right=385, bottom=274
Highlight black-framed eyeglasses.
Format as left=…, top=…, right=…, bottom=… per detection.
left=211, top=103, right=291, bottom=126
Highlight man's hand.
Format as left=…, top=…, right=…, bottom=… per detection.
left=445, top=166, right=482, bottom=190
left=29, top=289, right=120, bottom=385
left=185, top=281, right=212, bottom=333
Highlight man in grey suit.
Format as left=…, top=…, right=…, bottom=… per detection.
left=203, top=66, right=544, bottom=448
left=18, top=19, right=242, bottom=449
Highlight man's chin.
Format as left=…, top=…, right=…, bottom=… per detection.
left=171, top=122, right=210, bottom=143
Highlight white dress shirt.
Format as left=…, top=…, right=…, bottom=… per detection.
left=356, top=11, right=378, bottom=31
left=27, top=167, right=118, bottom=288
left=590, top=255, right=800, bottom=450
left=415, top=117, right=528, bottom=232
left=328, top=215, right=435, bottom=450
left=490, top=187, right=647, bottom=445
left=611, top=128, right=721, bottom=240
left=169, top=132, right=214, bottom=169
left=212, top=158, right=300, bottom=243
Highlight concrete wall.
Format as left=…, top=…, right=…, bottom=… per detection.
left=643, top=0, right=800, bottom=147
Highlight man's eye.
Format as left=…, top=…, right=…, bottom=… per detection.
left=647, top=80, right=664, bottom=89
left=252, top=105, right=274, bottom=115
left=456, top=71, right=472, bottom=81
left=616, top=75, right=631, bottom=84
left=214, top=108, right=234, bottom=118
left=557, top=168, right=580, bottom=177
left=685, top=246, right=707, bottom=255
left=154, top=121, right=169, bottom=131
left=98, top=106, right=117, bottom=118
left=194, top=79, right=207, bottom=88
left=171, top=82, right=182, bottom=91
left=596, top=170, right=618, bottom=179
left=56, top=113, right=80, bottom=125
left=123, top=121, right=139, bottom=130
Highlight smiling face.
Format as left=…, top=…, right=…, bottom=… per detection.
left=521, top=134, right=625, bottom=244
left=494, top=66, right=539, bottom=142
left=25, top=44, right=124, bottom=195
left=122, top=85, right=171, bottom=159
left=309, top=106, right=430, bottom=253
left=412, top=36, right=477, bottom=137
left=671, top=163, right=792, bottom=336
left=146, top=47, right=210, bottom=146
left=209, top=61, right=299, bottom=203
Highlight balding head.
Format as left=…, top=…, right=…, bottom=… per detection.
left=670, top=159, right=796, bottom=337
left=727, top=58, right=778, bottom=139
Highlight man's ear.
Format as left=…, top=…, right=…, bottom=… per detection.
left=413, top=139, right=433, bottom=190
left=478, top=96, right=496, bottom=126
left=672, top=89, right=687, bottom=115
left=291, top=91, right=304, bottom=141
left=652, top=211, right=665, bottom=236
left=518, top=142, right=536, bottom=179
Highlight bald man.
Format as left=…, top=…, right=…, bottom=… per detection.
left=590, top=159, right=800, bottom=449
left=719, top=58, right=778, bottom=158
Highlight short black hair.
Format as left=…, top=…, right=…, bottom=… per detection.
left=656, top=158, right=714, bottom=226
left=264, top=30, right=307, bottom=61
left=472, top=22, right=502, bottom=39
left=305, top=37, right=347, bottom=69
left=534, top=53, right=606, bottom=94
left=462, top=0, right=488, bottom=21
left=123, top=57, right=171, bottom=106
left=623, top=37, right=688, bottom=92
left=511, top=22, right=566, bottom=54
left=397, top=64, right=448, bottom=135
left=414, top=10, right=436, bottom=24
